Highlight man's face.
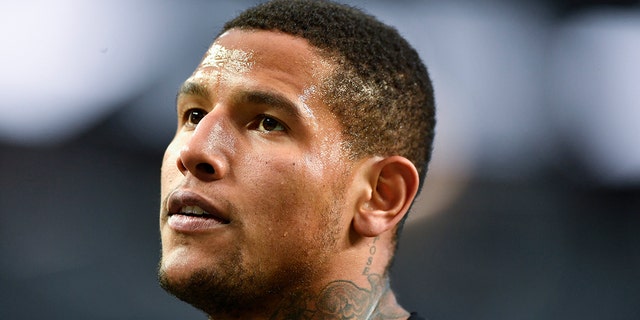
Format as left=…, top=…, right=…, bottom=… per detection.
left=159, top=29, right=354, bottom=312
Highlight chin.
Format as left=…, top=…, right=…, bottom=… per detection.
left=158, top=256, right=190, bottom=285
left=157, top=251, right=269, bottom=316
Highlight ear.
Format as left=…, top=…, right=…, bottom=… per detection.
left=352, top=156, right=420, bottom=237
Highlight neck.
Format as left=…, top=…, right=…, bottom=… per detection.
left=207, top=273, right=409, bottom=320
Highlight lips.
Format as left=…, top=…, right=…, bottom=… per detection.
left=166, top=189, right=230, bottom=232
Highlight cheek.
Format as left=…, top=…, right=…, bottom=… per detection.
left=242, top=153, right=341, bottom=222
left=160, top=139, right=182, bottom=196
left=299, top=140, right=347, bottom=194
left=238, top=157, right=305, bottom=215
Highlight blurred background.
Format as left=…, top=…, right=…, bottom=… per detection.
left=1, top=0, right=639, bottom=319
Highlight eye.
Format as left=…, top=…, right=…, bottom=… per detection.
left=184, top=109, right=207, bottom=127
left=254, top=115, right=286, bottom=132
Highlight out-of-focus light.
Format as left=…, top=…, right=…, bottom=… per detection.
left=0, top=0, right=171, bottom=145
left=550, top=9, right=640, bottom=185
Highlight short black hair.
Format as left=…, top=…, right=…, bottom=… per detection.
left=222, top=0, right=435, bottom=191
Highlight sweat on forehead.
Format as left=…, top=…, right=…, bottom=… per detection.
left=199, top=44, right=254, bottom=74
left=194, top=30, right=338, bottom=109
left=211, top=30, right=335, bottom=77
left=179, top=29, right=343, bottom=132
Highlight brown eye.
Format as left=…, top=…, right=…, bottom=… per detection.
left=256, top=116, right=285, bottom=132
left=186, top=109, right=206, bottom=126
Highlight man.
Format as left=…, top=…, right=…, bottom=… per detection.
left=158, top=0, right=435, bottom=319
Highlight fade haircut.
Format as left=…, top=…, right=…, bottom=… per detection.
left=222, top=0, right=436, bottom=192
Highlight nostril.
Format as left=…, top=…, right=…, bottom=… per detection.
left=196, top=163, right=216, bottom=175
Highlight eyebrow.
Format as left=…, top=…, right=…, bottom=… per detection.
left=175, top=81, right=304, bottom=120
left=232, top=90, right=303, bottom=120
left=176, top=81, right=211, bottom=105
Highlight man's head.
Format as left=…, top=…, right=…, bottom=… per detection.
left=158, top=0, right=435, bottom=317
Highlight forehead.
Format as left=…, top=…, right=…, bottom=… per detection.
left=194, top=29, right=334, bottom=95
left=182, top=29, right=340, bottom=126
left=180, top=28, right=346, bottom=139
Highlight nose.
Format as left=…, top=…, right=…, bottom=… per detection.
left=176, top=113, right=229, bottom=181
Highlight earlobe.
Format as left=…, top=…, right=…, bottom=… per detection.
left=353, top=156, right=420, bottom=237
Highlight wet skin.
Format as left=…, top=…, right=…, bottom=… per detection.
left=159, top=29, right=411, bottom=319
left=159, top=28, right=357, bottom=312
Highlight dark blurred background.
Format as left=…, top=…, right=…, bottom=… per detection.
left=1, top=0, right=639, bottom=319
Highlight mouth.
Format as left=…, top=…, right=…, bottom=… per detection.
left=170, top=205, right=229, bottom=223
left=165, top=190, right=230, bottom=232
